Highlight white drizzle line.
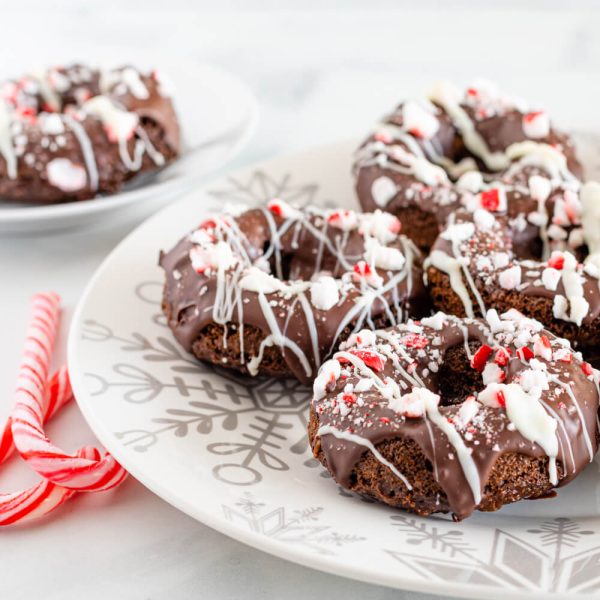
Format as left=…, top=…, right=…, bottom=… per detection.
left=429, top=81, right=509, bottom=171
left=581, top=181, right=600, bottom=284
left=334, top=350, right=402, bottom=403
left=295, top=293, right=321, bottom=368
left=425, top=250, right=475, bottom=317
left=136, top=126, right=166, bottom=166
left=198, top=207, right=414, bottom=377
left=253, top=292, right=312, bottom=377
left=449, top=230, right=487, bottom=317
left=317, top=425, right=412, bottom=490
left=374, top=330, right=425, bottom=388
left=423, top=397, right=482, bottom=506
left=0, top=100, right=17, bottom=178
left=548, top=374, right=595, bottom=462
left=537, top=398, right=576, bottom=474
left=62, top=114, right=99, bottom=192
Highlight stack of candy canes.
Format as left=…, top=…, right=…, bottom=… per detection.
left=0, top=293, right=126, bottom=526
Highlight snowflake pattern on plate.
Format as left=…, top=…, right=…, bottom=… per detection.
left=72, top=157, right=600, bottom=599
left=82, top=280, right=315, bottom=487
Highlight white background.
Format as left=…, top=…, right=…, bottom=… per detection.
left=1, top=2, right=599, bottom=598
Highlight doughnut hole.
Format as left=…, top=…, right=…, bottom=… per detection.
left=435, top=341, right=483, bottom=406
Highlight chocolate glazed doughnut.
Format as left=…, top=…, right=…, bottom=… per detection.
left=309, top=310, right=600, bottom=520
left=0, top=64, right=180, bottom=203
left=160, top=200, right=430, bottom=384
left=425, top=176, right=600, bottom=364
left=353, top=80, right=582, bottom=253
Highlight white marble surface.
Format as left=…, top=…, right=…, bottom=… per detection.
left=1, top=2, right=600, bottom=598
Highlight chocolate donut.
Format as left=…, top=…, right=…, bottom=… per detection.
left=309, top=310, right=599, bottom=520
left=425, top=177, right=600, bottom=363
left=160, top=200, right=429, bottom=383
left=0, top=64, right=180, bottom=203
left=354, top=80, right=582, bottom=252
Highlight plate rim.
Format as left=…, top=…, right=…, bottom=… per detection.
left=68, top=138, right=598, bottom=600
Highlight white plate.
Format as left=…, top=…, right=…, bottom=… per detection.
left=69, top=138, right=600, bottom=600
left=0, top=63, right=259, bottom=234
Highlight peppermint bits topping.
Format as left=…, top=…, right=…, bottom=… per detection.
left=533, top=335, right=552, bottom=361
left=522, top=110, right=550, bottom=139
left=267, top=198, right=301, bottom=220
left=582, top=362, right=594, bottom=379
left=327, top=209, right=358, bottom=231
left=471, top=344, right=492, bottom=371
left=400, top=333, right=429, bottom=349
left=347, top=349, right=386, bottom=372
left=516, top=346, right=534, bottom=362
left=479, top=188, right=507, bottom=212
left=402, top=100, right=440, bottom=140
left=547, top=251, right=565, bottom=270
left=498, top=265, right=522, bottom=290
left=352, top=260, right=383, bottom=287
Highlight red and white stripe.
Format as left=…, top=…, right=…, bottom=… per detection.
left=0, top=293, right=127, bottom=526
left=0, top=368, right=72, bottom=465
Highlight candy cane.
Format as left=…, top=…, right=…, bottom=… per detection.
left=0, top=293, right=127, bottom=526
left=0, top=368, right=72, bottom=465
left=10, top=293, right=127, bottom=491
left=0, top=446, right=99, bottom=527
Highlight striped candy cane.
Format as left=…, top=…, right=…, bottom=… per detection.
left=0, top=447, right=99, bottom=526
left=0, top=368, right=73, bottom=464
left=0, top=293, right=127, bottom=526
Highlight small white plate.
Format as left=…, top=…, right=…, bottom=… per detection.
left=0, top=63, right=259, bottom=234
left=69, top=138, right=600, bottom=600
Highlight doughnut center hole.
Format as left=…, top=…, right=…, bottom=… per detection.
left=436, top=341, right=484, bottom=407
left=508, top=213, right=587, bottom=263
left=263, top=242, right=297, bottom=280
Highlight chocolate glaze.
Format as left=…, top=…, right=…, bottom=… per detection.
left=160, top=205, right=430, bottom=383
left=0, top=64, right=180, bottom=203
left=427, top=208, right=600, bottom=357
left=354, top=82, right=583, bottom=251
left=311, top=313, right=599, bottom=519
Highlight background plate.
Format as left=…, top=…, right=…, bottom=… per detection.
left=69, top=138, right=600, bottom=599
left=0, top=62, right=259, bottom=234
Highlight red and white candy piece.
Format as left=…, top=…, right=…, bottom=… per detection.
left=358, top=210, right=401, bottom=244
left=343, top=329, right=377, bottom=349
left=267, top=198, right=302, bottom=220
left=498, top=265, right=522, bottom=290
left=533, top=335, right=552, bottom=361
left=547, top=251, right=565, bottom=270
left=327, top=209, right=358, bottom=231
left=47, top=158, right=87, bottom=192
left=478, top=188, right=507, bottom=213
left=471, top=344, right=492, bottom=372
left=402, top=101, right=440, bottom=140
left=522, top=110, right=550, bottom=139
left=352, top=261, right=383, bottom=287
left=338, top=349, right=386, bottom=372
left=313, top=359, right=341, bottom=400
left=388, top=387, right=439, bottom=418
left=0, top=446, right=99, bottom=527
left=482, top=362, right=505, bottom=384
left=400, top=333, right=429, bottom=349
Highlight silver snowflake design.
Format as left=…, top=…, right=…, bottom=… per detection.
left=222, top=492, right=364, bottom=555
left=386, top=514, right=600, bottom=593
left=81, top=280, right=315, bottom=487
left=208, top=170, right=319, bottom=208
